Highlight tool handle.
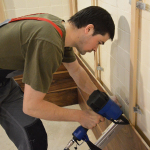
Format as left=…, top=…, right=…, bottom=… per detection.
left=82, top=127, right=88, bottom=132
left=86, top=141, right=102, bottom=150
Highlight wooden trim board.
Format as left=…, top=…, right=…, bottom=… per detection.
left=69, top=0, right=78, bottom=16
left=129, top=0, right=139, bottom=126
left=76, top=54, right=149, bottom=150
left=0, top=0, right=6, bottom=22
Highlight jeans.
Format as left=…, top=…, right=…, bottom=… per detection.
left=0, top=78, right=48, bottom=150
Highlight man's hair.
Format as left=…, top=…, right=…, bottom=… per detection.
left=68, top=6, right=115, bottom=40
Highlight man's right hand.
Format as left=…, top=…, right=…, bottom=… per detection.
left=78, top=109, right=105, bottom=129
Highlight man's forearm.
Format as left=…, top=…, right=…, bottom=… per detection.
left=23, top=99, right=104, bottom=129
left=23, top=84, right=104, bottom=129
left=24, top=99, right=81, bottom=122
left=70, top=66, right=97, bottom=95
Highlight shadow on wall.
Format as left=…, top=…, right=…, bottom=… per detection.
left=110, top=16, right=130, bottom=119
left=136, top=15, right=149, bottom=143
left=110, top=15, right=147, bottom=136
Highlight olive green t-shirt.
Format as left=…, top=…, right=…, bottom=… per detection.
left=0, top=14, right=76, bottom=93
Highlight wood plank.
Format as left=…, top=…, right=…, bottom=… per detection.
left=16, top=79, right=24, bottom=91
left=53, top=71, right=71, bottom=80
left=69, top=0, right=78, bottom=16
left=15, top=71, right=77, bottom=93
left=78, top=87, right=149, bottom=150
left=14, top=64, right=67, bottom=80
left=15, top=73, right=76, bottom=92
left=76, top=54, right=106, bottom=93
left=94, top=51, right=98, bottom=79
left=69, top=0, right=73, bottom=16
left=0, top=0, right=6, bottom=22
left=53, top=71, right=68, bottom=75
left=44, top=88, right=78, bottom=107
left=56, top=64, right=67, bottom=72
left=14, top=63, right=78, bottom=107
left=14, top=75, right=23, bottom=80
left=76, top=54, right=149, bottom=150
left=16, top=76, right=77, bottom=93
left=48, top=73, right=76, bottom=93
left=129, top=0, right=139, bottom=126
left=91, top=0, right=98, bottom=7
left=77, top=88, right=109, bottom=150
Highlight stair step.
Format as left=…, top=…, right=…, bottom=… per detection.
left=44, top=88, right=78, bottom=106
left=49, top=72, right=76, bottom=92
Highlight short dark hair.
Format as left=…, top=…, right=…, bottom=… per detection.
left=68, top=6, right=115, bottom=40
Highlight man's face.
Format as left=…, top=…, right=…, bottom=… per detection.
left=76, top=25, right=110, bottom=55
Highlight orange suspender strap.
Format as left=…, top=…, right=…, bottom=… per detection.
left=9, top=16, right=63, bottom=38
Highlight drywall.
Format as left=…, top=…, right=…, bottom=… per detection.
left=3, top=0, right=70, bottom=21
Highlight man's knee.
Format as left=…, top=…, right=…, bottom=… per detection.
left=24, top=119, right=48, bottom=150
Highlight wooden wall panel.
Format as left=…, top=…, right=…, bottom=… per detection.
left=76, top=54, right=149, bottom=150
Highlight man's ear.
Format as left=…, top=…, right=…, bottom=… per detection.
left=85, top=24, right=94, bottom=35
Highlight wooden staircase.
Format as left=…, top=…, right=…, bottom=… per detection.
left=14, top=64, right=78, bottom=107
left=14, top=55, right=149, bottom=150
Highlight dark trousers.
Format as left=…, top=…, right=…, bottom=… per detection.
left=0, top=78, right=48, bottom=150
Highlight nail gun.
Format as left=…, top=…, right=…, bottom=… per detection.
left=64, top=90, right=129, bottom=150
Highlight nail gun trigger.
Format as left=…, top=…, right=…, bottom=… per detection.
left=74, top=139, right=85, bottom=146
left=110, top=115, right=129, bottom=125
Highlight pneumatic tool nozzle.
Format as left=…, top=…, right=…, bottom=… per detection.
left=64, top=139, right=75, bottom=150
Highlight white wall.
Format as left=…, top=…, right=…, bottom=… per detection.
left=3, top=0, right=70, bottom=21
left=2, top=0, right=150, bottom=143
left=77, top=0, right=95, bottom=74
left=78, top=0, right=150, bottom=142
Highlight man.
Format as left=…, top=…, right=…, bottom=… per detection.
left=0, top=6, right=115, bottom=150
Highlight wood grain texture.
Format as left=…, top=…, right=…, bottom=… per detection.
left=44, top=88, right=78, bottom=107
left=76, top=54, right=149, bottom=150
left=77, top=88, right=109, bottom=150
left=15, top=71, right=77, bottom=92
left=14, top=64, right=78, bottom=107
left=14, top=64, right=67, bottom=80
left=56, top=64, right=67, bottom=72
left=76, top=54, right=106, bottom=93
left=78, top=87, right=149, bottom=150
left=129, top=0, right=139, bottom=126
left=0, top=0, right=6, bottom=22
left=48, top=72, right=77, bottom=93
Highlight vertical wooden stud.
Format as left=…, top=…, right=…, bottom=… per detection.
left=91, top=0, right=100, bottom=80
left=91, top=0, right=95, bottom=6
left=69, top=0, right=79, bottom=56
left=129, top=0, right=140, bottom=126
left=69, top=0, right=78, bottom=16
left=95, top=0, right=101, bottom=82
left=69, top=0, right=73, bottom=16
left=0, top=0, right=6, bottom=22
left=94, top=50, right=98, bottom=79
